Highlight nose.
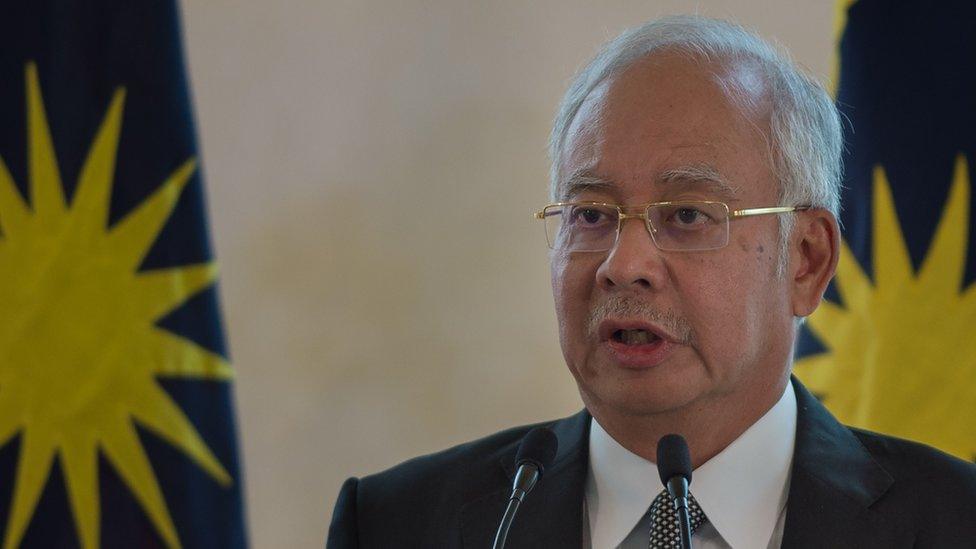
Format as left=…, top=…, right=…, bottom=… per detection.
left=596, top=217, right=667, bottom=291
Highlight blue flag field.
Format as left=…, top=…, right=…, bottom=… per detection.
left=795, top=0, right=976, bottom=462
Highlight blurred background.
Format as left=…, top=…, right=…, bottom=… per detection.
left=178, top=2, right=833, bottom=546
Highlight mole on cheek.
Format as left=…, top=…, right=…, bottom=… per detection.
left=757, top=244, right=764, bottom=253
left=736, top=235, right=752, bottom=253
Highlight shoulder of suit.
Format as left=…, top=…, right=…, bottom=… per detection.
left=354, top=416, right=564, bottom=506
left=849, top=427, right=975, bottom=480
left=848, top=426, right=976, bottom=509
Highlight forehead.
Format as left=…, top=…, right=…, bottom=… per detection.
left=563, top=163, right=741, bottom=202
left=559, top=51, right=775, bottom=201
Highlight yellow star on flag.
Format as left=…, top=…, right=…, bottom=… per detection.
left=0, top=63, right=233, bottom=549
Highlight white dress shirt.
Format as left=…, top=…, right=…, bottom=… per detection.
left=584, top=382, right=797, bottom=549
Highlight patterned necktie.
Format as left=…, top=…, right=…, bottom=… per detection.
left=647, top=489, right=708, bottom=548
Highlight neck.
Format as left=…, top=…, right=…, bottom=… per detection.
left=587, top=372, right=791, bottom=468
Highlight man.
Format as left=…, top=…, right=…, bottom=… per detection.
left=327, top=16, right=976, bottom=548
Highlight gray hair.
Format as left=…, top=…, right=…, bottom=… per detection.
left=548, top=15, right=843, bottom=271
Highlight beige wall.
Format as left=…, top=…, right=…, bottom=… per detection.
left=179, top=2, right=834, bottom=546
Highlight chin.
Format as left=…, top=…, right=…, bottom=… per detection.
left=576, top=365, right=708, bottom=418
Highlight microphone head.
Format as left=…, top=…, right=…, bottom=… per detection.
left=515, top=427, right=558, bottom=477
left=656, top=433, right=692, bottom=486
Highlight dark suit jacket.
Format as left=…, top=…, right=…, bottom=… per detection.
left=327, top=379, right=976, bottom=548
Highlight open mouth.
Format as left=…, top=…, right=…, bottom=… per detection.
left=600, top=321, right=674, bottom=367
left=612, top=329, right=662, bottom=346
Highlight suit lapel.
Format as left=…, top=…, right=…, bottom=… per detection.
left=781, top=378, right=911, bottom=548
left=459, top=411, right=591, bottom=548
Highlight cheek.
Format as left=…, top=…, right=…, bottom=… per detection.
left=682, top=262, right=740, bottom=332
left=550, top=254, right=598, bottom=337
left=549, top=254, right=569, bottom=313
left=675, top=252, right=769, bottom=355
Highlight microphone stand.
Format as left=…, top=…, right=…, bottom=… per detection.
left=492, top=496, right=522, bottom=549
left=491, top=427, right=557, bottom=549
left=657, top=434, right=695, bottom=549
left=666, top=475, right=693, bottom=549
left=492, top=462, right=540, bottom=549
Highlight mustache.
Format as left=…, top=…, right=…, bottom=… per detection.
left=586, top=295, right=694, bottom=344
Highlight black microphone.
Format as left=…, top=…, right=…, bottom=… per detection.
left=657, top=434, right=694, bottom=549
left=492, top=427, right=558, bottom=549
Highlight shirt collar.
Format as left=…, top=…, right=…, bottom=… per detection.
left=585, top=382, right=797, bottom=549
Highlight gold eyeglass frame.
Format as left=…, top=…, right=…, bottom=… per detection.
left=533, top=200, right=811, bottom=252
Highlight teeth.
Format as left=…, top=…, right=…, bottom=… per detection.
left=620, top=329, right=652, bottom=345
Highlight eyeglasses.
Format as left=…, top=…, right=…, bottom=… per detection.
left=533, top=201, right=809, bottom=252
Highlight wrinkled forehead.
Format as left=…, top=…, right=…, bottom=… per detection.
left=555, top=50, right=775, bottom=200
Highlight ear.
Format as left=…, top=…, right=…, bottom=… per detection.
left=790, top=209, right=840, bottom=317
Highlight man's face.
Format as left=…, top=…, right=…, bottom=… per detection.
left=552, top=52, right=795, bottom=419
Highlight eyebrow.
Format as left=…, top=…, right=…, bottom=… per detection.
left=560, top=163, right=740, bottom=201
left=659, top=164, right=740, bottom=198
left=561, top=170, right=615, bottom=199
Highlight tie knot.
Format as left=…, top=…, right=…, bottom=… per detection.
left=647, top=489, right=708, bottom=548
